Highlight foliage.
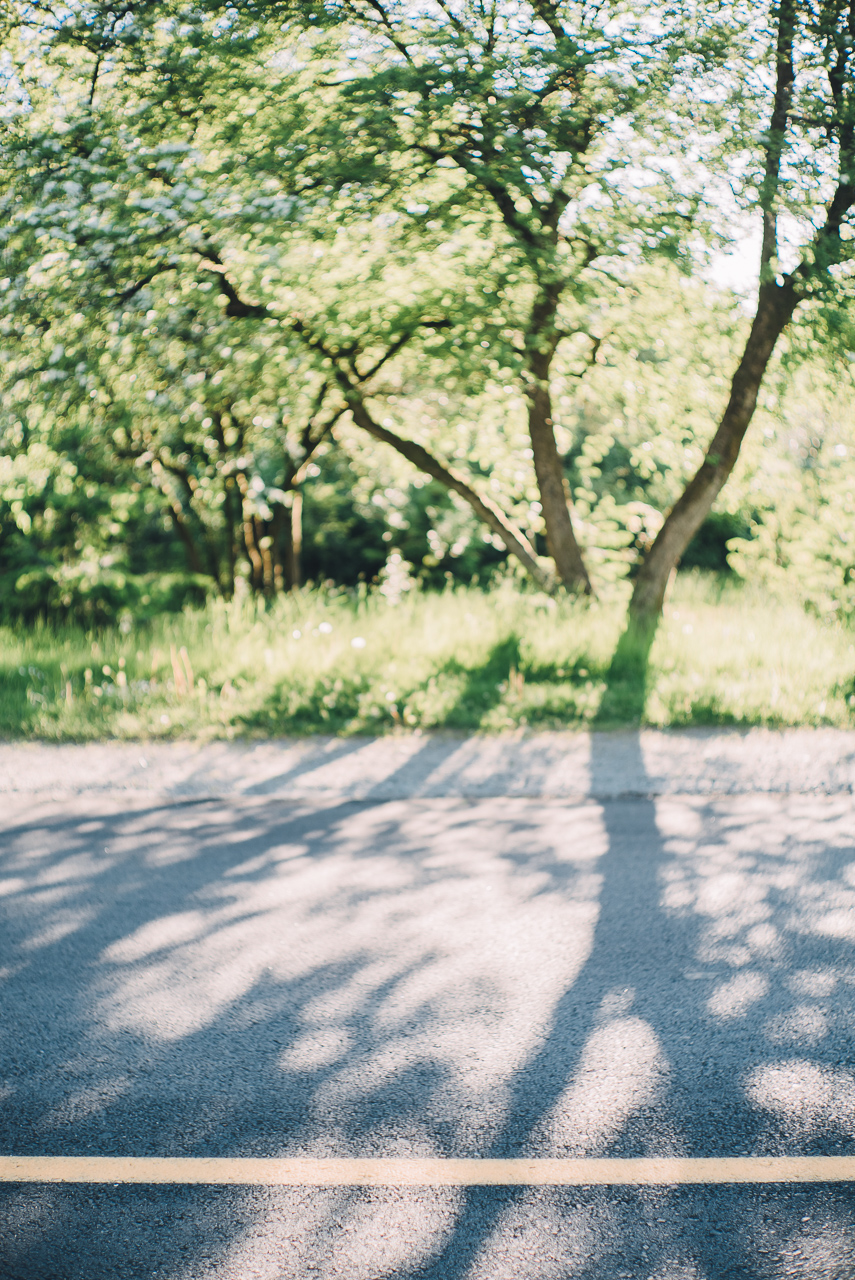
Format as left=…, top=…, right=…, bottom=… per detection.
left=3, top=0, right=855, bottom=669
left=1, top=576, right=854, bottom=741
left=727, top=369, right=855, bottom=618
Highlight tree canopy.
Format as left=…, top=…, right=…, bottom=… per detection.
left=2, top=0, right=855, bottom=668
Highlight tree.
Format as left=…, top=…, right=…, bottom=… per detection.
left=276, top=0, right=684, bottom=592
left=0, top=0, right=557, bottom=591
left=610, top=0, right=855, bottom=685
left=7, top=0, right=855, bottom=658
left=292, top=0, right=855, bottom=675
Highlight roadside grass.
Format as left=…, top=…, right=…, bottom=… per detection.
left=1, top=573, right=854, bottom=740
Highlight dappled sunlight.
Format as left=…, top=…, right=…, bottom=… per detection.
left=763, top=1003, right=828, bottom=1046
left=461, top=1188, right=721, bottom=1280
left=1, top=835, right=115, bottom=952
left=800, top=902, right=855, bottom=941
left=92, top=800, right=606, bottom=1145
left=326, top=1189, right=462, bottom=1278
left=0, top=877, right=29, bottom=897
left=706, top=971, right=769, bottom=1020
left=657, top=796, right=855, bottom=976
left=103, top=910, right=210, bottom=963
left=468, top=1196, right=610, bottom=1280
left=279, top=1027, right=352, bottom=1073
left=773, top=1216, right=855, bottom=1278
left=788, top=969, right=838, bottom=997
left=536, top=1004, right=670, bottom=1156
left=202, top=1188, right=462, bottom=1280
left=746, top=1060, right=855, bottom=1141
left=96, top=916, right=280, bottom=1041
left=4, top=786, right=855, bottom=1277
left=22, top=905, right=98, bottom=952
left=41, top=1078, right=133, bottom=1132
left=644, top=1265, right=708, bottom=1280
left=655, top=795, right=855, bottom=1158
left=0, top=797, right=607, bottom=1163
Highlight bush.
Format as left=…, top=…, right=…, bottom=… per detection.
left=0, top=564, right=212, bottom=626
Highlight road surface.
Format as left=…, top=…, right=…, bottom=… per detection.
left=2, top=730, right=855, bottom=1278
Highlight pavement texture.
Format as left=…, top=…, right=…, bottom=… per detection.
left=2, top=730, right=855, bottom=1278
left=3, top=726, right=855, bottom=801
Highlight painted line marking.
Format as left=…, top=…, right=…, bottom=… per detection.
left=2, top=1157, right=855, bottom=1186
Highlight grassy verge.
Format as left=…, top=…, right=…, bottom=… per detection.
left=2, top=573, right=854, bottom=740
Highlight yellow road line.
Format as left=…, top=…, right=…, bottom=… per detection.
left=2, top=1156, right=855, bottom=1186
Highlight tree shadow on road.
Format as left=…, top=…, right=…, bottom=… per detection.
left=592, top=639, right=649, bottom=726
left=399, top=734, right=855, bottom=1279
left=2, top=735, right=855, bottom=1278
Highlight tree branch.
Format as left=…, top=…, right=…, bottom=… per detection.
left=345, top=0, right=415, bottom=63
left=117, top=262, right=179, bottom=303
left=759, top=0, right=795, bottom=274
left=197, top=247, right=268, bottom=318
left=528, top=0, right=570, bottom=43
left=332, top=370, right=554, bottom=590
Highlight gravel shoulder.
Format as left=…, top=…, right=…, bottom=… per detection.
left=2, top=726, right=855, bottom=800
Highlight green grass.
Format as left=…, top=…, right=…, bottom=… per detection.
left=2, top=573, right=854, bottom=740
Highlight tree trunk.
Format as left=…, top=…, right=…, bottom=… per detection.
left=338, top=378, right=556, bottom=592
left=242, top=514, right=264, bottom=591
left=258, top=520, right=276, bottom=595
left=271, top=504, right=287, bottom=593
left=527, top=348, right=592, bottom=594
left=167, top=508, right=206, bottom=576
left=219, top=476, right=239, bottom=598
left=614, top=280, right=799, bottom=672
left=525, top=290, right=593, bottom=594
left=290, top=490, right=303, bottom=588
left=150, top=458, right=213, bottom=581
left=610, top=0, right=802, bottom=677
left=271, top=492, right=302, bottom=591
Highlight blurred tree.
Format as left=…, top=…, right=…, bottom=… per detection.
left=275, top=0, right=689, bottom=593
left=3, top=0, right=855, bottom=647
left=0, top=0, right=553, bottom=590
left=610, top=0, right=855, bottom=683
left=726, top=364, right=855, bottom=620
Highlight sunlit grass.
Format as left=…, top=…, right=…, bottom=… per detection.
left=647, top=574, right=855, bottom=727
left=1, top=573, right=854, bottom=740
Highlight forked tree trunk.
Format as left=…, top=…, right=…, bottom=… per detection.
left=612, top=280, right=799, bottom=674
left=338, top=378, right=556, bottom=592
left=527, top=348, right=592, bottom=594
left=525, top=290, right=593, bottom=595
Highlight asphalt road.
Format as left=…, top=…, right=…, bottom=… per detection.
left=2, top=733, right=855, bottom=1278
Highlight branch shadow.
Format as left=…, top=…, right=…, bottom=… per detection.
left=237, top=736, right=375, bottom=796
left=2, top=738, right=855, bottom=1278
left=593, top=638, right=649, bottom=727
left=428, top=634, right=523, bottom=729
left=395, top=735, right=855, bottom=1279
